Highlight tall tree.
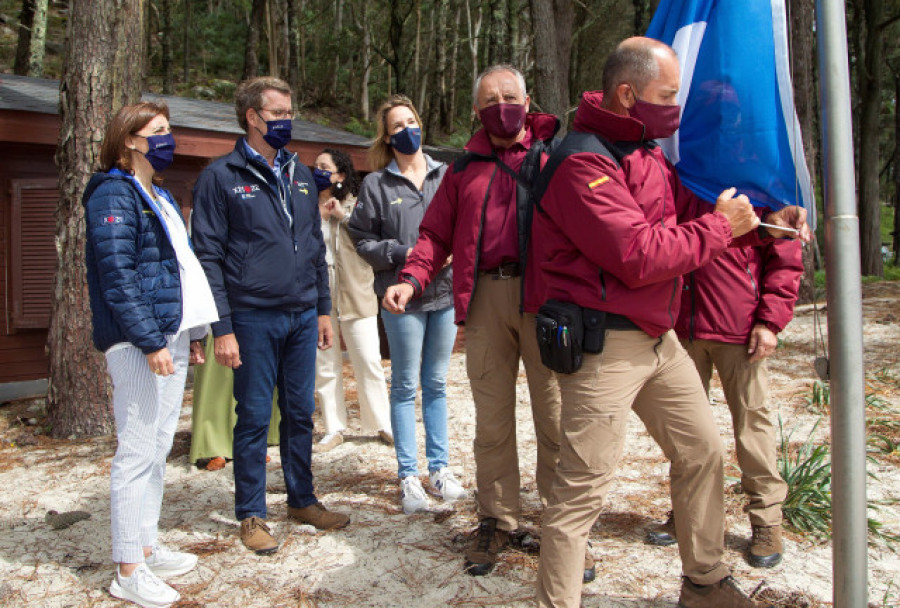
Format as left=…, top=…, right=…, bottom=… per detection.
left=160, top=0, right=174, bottom=93
left=13, top=0, right=48, bottom=77
left=790, top=0, right=819, bottom=303
left=48, top=0, right=146, bottom=438
left=530, top=0, right=574, bottom=122
left=857, top=0, right=886, bottom=276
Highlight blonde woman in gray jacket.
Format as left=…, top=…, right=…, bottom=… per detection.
left=312, top=148, right=392, bottom=452
left=348, top=95, right=466, bottom=514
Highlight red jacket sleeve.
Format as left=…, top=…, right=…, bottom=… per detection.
left=755, top=238, right=803, bottom=332
left=400, top=167, right=457, bottom=294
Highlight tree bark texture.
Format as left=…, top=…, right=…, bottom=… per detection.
left=48, top=0, right=145, bottom=438
left=789, top=0, right=819, bottom=303
left=858, top=0, right=885, bottom=276
left=894, top=73, right=900, bottom=264
left=13, top=0, right=48, bottom=77
left=160, top=0, right=174, bottom=93
left=529, top=0, right=573, bottom=127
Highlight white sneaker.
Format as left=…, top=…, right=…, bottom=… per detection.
left=400, top=476, right=429, bottom=514
left=313, top=431, right=343, bottom=453
left=110, top=563, right=180, bottom=608
left=429, top=467, right=467, bottom=502
left=144, top=543, right=198, bottom=578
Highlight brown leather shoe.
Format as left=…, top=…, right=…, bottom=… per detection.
left=287, top=502, right=350, bottom=530
left=678, top=576, right=772, bottom=608
left=749, top=524, right=783, bottom=568
left=583, top=547, right=596, bottom=583
left=313, top=432, right=343, bottom=453
left=377, top=429, right=394, bottom=446
left=240, top=517, right=278, bottom=555
left=464, top=518, right=510, bottom=576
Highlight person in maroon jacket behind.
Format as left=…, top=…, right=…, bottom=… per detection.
left=646, top=239, right=802, bottom=570
left=383, top=65, right=599, bottom=582
left=528, top=37, right=809, bottom=608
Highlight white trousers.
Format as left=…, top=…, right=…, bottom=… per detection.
left=314, top=314, right=391, bottom=435
left=107, top=331, right=189, bottom=564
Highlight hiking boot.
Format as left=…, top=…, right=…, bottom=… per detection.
left=313, top=432, right=343, bottom=453
left=583, top=547, right=596, bottom=584
left=287, top=502, right=350, bottom=530
left=678, top=576, right=772, bottom=608
left=144, top=543, right=197, bottom=578
left=646, top=511, right=677, bottom=546
left=110, top=562, right=180, bottom=608
left=748, top=524, right=783, bottom=568
left=429, top=467, right=467, bottom=502
left=464, top=517, right=510, bottom=576
left=240, top=517, right=278, bottom=555
left=400, top=476, right=429, bottom=514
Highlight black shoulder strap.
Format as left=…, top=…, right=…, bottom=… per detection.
left=453, top=150, right=535, bottom=190
left=532, top=132, right=624, bottom=213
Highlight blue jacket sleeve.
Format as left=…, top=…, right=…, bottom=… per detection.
left=191, top=167, right=234, bottom=336
left=85, top=184, right=167, bottom=354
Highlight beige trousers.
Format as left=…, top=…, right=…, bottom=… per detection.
left=537, top=330, right=731, bottom=608
left=465, top=275, right=561, bottom=531
left=682, top=339, right=787, bottom=526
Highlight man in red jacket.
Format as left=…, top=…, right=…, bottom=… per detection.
left=529, top=37, right=809, bottom=608
left=383, top=65, right=595, bottom=580
left=646, top=239, right=802, bottom=569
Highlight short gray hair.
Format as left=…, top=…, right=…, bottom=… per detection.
left=472, top=64, right=527, bottom=107
left=602, top=39, right=675, bottom=95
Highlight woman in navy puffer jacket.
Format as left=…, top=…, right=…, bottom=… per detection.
left=84, top=101, right=218, bottom=608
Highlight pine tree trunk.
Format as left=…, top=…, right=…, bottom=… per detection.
left=183, top=0, right=191, bottom=81
left=858, top=0, right=885, bottom=276
left=48, top=0, right=145, bottom=439
left=13, top=0, right=48, bottom=77
left=790, top=0, right=819, bottom=303
left=160, top=0, right=173, bottom=93
left=287, top=0, right=301, bottom=103
left=894, top=73, right=900, bottom=265
left=529, top=0, right=573, bottom=126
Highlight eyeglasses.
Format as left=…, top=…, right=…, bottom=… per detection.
left=257, top=107, right=295, bottom=120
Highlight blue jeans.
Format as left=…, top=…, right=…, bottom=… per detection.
left=231, top=307, right=318, bottom=520
left=381, top=306, right=457, bottom=479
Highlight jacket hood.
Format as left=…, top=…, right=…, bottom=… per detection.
left=465, top=111, right=560, bottom=156
left=572, top=91, right=646, bottom=142
left=81, top=170, right=132, bottom=208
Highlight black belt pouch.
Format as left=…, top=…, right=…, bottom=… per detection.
left=535, top=299, right=584, bottom=374
left=581, top=308, right=607, bottom=354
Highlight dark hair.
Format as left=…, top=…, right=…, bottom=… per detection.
left=234, top=76, right=292, bottom=132
left=99, top=101, right=170, bottom=184
left=322, top=147, right=360, bottom=199
left=602, top=39, right=675, bottom=95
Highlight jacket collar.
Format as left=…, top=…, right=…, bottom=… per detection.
left=464, top=112, right=560, bottom=156
left=226, top=137, right=297, bottom=172
left=385, top=153, right=442, bottom=178
left=572, top=91, right=647, bottom=142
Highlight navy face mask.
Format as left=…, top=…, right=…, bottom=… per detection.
left=141, top=133, right=176, bottom=172
left=313, top=168, right=334, bottom=192
left=389, top=126, right=422, bottom=155
left=257, top=111, right=293, bottom=149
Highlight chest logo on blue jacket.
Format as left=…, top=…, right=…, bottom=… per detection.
left=295, top=181, right=309, bottom=195
left=233, top=184, right=261, bottom=199
left=102, top=215, right=123, bottom=225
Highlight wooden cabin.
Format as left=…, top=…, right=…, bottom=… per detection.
left=0, top=74, right=374, bottom=400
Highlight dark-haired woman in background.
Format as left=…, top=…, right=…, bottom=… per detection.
left=84, top=101, right=218, bottom=608
left=312, top=148, right=393, bottom=452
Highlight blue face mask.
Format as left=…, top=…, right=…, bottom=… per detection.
left=389, top=126, right=422, bottom=155
left=257, top=112, right=293, bottom=149
left=313, top=168, right=333, bottom=192
left=142, top=133, right=176, bottom=172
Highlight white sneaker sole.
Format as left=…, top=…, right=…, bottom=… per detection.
left=109, top=580, right=180, bottom=608
left=402, top=499, right=429, bottom=514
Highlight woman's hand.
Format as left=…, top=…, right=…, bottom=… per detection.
left=146, top=347, right=174, bottom=377
left=327, top=198, right=346, bottom=221
left=189, top=340, right=206, bottom=365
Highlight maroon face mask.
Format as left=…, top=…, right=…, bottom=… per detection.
left=629, top=97, right=681, bottom=140
left=479, top=103, right=527, bottom=139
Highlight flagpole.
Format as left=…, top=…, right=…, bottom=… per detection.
left=816, top=1, right=868, bottom=606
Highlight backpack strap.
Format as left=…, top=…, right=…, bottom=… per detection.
left=532, top=131, right=625, bottom=213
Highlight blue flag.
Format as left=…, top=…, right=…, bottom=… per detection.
left=647, top=0, right=816, bottom=229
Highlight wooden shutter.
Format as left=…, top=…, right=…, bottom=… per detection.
left=10, top=178, right=58, bottom=330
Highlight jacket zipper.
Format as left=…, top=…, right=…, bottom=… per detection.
left=746, top=264, right=759, bottom=300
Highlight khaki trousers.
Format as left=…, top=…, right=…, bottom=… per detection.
left=537, top=330, right=731, bottom=608
left=465, top=276, right=561, bottom=531
left=682, top=339, right=787, bottom=526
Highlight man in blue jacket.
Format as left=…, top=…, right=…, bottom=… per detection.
left=192, top=76, right=350, bottom=555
